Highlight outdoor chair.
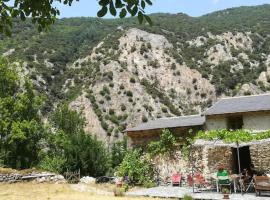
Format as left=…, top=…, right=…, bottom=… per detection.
left=254, top=175, right=270, bottom=196
left=187, top=174, right=210, bottom=192
left=171, top=173, right=182, bottom=186
left=217, top=174, right=231, bottom=193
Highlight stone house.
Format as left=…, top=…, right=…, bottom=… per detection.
left=126, top=115, right=205, bottom=148
left=126, top=94, right=270, bottom=178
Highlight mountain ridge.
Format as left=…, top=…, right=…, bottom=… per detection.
left=1, top=4, right=270, bottom=144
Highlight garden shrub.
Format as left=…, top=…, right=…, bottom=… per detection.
left=117, top=150, right=154, bottom=186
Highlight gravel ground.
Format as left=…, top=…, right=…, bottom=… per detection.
left=126, top=186, right=270, bottom=200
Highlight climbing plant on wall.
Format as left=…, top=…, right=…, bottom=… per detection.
left=196, top=129, right=270, bottom=143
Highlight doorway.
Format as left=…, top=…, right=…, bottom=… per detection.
left=232, top=146, right=251, bottom=174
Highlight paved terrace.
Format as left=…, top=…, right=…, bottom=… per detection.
left=126, top=186, right=270, bottom=200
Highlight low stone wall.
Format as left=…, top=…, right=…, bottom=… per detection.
left=0, top=172, right=65, bottom=183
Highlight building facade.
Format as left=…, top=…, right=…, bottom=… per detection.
left=126, top=94, right=270, bottom=178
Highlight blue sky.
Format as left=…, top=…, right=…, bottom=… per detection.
left=55, top=0, right=270, bottom=18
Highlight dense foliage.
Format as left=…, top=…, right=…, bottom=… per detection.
left=196, top=129, right=270, bottom=143
left=0, top=0, right=153, bottom=35
left=148, top=129, right=177, bottom=156
left=0, top=58, right=111, bottom=176
left=117, top=149, right=154, bottom=186
left=42, top=104, right=111, bottom=176
left=0, top=58, right=44, bottom=169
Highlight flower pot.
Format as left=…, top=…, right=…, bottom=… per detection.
left=223, top=194, right=230, bottom=199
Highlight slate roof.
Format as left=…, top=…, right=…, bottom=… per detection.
left=126, top=115, right=205, bottom=132
left=204, top=93, right=270, bottom=116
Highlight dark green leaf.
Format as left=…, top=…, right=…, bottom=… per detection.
left=97, top=6, right=108, bottom=17
left=119, top=9, right=127, bottom=18
left=131, top=5, right=138, bottom=16
left=99, top=0, right=110, bottom=6
left=144, top=14, right=153, bottom=25
left=145, top=0, right=152, bottom=5
left=109, top=1, right=117, bottom=16
left=138, top=11, right=144, bottom=24
left=115, top=0, right=124, bottom=8
left=141, top=0, right=146, bottom=9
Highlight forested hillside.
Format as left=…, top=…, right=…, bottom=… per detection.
left=1, top=4, right=270, bottom=144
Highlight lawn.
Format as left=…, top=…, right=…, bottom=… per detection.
left=0, top=183, right=159, bottom=200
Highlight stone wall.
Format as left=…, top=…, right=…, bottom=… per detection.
left=0, top=172, right=65, bottom=183
left=153, top=141, right=269, bottom=184
left=250, top=141, right=270, bottom=172
left=206, top=146, right=233, bottom=175
left=152, top=146, right=204, bottom=184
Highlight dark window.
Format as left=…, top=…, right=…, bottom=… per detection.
left=227, top=115, right=243, bottom=130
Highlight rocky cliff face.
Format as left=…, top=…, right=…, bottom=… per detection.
left=68, top=27, right=270, bottom=143
left=1, top=5, right=270, bottom=144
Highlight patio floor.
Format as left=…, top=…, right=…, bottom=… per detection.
left=126, top=186, right=270, bottom=200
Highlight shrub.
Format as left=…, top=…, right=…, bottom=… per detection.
left=171, top=63, right=176, bottom=70
left=126, top=90, right=133, bottom=97
left=161, top=107, right=168, bottom=113
left=130, top=77, right=136, bottom=83
left=120, top=104, right=127, bottom=111
left=119, top=84, right=125, bottom=90
left=131, top=45, right=136, bottom=53
left=117, top=150, right=154, bottom=185
left=105, top=95, right=111, bottom=100
left=101, top=120, right=109, bottom=130
left=142, top=115, right=148, bottom=122
left=148, top=129, right=177, bottom=156
left=39, top=155, right=66, bottom=173
left=109, top=108, right=115, bottom=115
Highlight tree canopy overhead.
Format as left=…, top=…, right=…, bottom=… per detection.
left=0, top=0, right=153, bottom=35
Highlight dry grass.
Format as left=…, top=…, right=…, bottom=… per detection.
left=0, top=183, right=159, bottom=200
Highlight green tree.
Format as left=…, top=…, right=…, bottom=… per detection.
left=44, top=103, right=111, bottom=176
left=0, top=58, right=44, bottom=169
left=50, top=103, right=85, bottom=135
left=117, top=149, right=154, bottom=185
left=0, top=0, right=153, bottom=35
left=111, top=137, right=127, bottom=168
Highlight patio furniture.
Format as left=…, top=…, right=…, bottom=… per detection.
left=217, top=173, right=231, bottom=193
left=254, top=176, right=270, bottom=196
left=172, top=173, right=182, bottom=186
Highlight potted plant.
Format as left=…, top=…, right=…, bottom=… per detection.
left=222, top=188, right=230, bottom=199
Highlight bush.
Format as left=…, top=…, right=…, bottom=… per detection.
left=161, top=107, right=168, bottom=113
left=142, top=115, right=148, bottom=122
left=119, top=84, right=125, bottom=90
left=117, top=150, right=154, bottom=185
left=130, top=77, right=136, bottom=83
left=39, top=155, right=66, bottom=173
left=120, top=104, right=127, bottom=111
left=109, top=108, right=115, bottom=115
left=126, top=90, right=133, bottom=97
left=148, top=129, right=177, bottom=156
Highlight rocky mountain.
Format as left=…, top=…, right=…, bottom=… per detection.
left=1, top=5, right=270, bottom=144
